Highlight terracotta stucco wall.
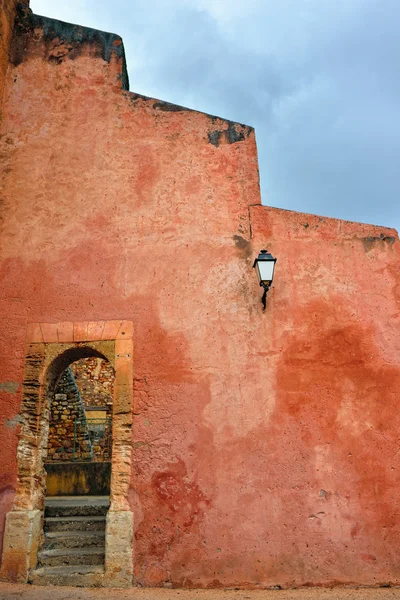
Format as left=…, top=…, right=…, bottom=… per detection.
left=0, top=0, right=28, bottom=108
left=0, top=0, right=28, bottom=554
left=248, top=206, right=400, bottom=586
left=0, top=6, right=400, bottom=588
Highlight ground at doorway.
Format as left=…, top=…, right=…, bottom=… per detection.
left=1, top=585, right=400, bottom=600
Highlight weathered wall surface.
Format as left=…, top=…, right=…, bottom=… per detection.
left=245, top=207, right=400, bottom=586
left=0, top=0, right=27, bottom=108
left=0, top=4, right=400, bottom=589
left=0, top=0, right=29, bottom=560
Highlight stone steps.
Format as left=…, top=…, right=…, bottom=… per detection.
left=43, top=530, right=105, bottom=549
left=29, top=495, right=109, bottom=586
left=29, top=565, right=105, bottom=587
left=38, top=547, right=105, bottom=567
left=45, top=515, right=106, bottom=532
left=44, top=496, right=109, bottom=517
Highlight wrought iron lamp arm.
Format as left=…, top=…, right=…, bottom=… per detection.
left=261, top=282, right=270, bottom=310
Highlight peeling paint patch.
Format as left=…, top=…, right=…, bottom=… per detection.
left=127, top=92, right=151, bottom=102
left=0, top=381, right=19, bottom=394
left=153, top=100, right=190, bottom=112
left=208, top=130, right=222, bottom=147
left=362, top=233, right=396, bottom=252
left=208, top=122, right=252, bottom=147
left=233, top=235, right=252, bottom=259
left=0, top=484, right=15, bottom=495
left=127, top=93, right=190, bottom=112
left=11, top=5, right=129, bottom=89
left=4, top=415, right=23, bottom=429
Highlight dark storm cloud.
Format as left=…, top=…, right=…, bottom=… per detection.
left=31, top=0, right=400, bottom=231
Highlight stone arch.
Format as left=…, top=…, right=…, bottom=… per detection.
left=42, top=347, right=114, bottom=480
left=47, top=345, right=111, bottom=392
left=45, top=347, right=115, bottom=466
left=0, top=321, right=134, bottom=587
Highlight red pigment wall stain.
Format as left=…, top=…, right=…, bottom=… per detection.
left=0, top=6, right=400, bottom=589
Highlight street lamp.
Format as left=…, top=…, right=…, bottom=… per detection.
left=253, top=250, right=277, bottom=310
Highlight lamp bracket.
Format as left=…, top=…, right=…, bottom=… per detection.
left=261, top=282, right=270, bottom=310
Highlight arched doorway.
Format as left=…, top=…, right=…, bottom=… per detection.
left=0, top=321, right=134, bottom=587
left=46, top=355, right=114, bottom=491
left=36, top=353, right=115, bottom=580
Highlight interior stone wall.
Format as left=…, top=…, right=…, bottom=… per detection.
left=46, top=358, right=114, bottom=463
left=71, top=357, right=113, bottom=413
left=46, top=368, right=93, bottom=462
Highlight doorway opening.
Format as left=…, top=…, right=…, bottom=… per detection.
left=38, top=347, right=114, bottom=582
left=0, top=321, right=134, bottom=587
left=36, top=356, right=116, bottom=579
left=45, top=356, right=114, bottom=494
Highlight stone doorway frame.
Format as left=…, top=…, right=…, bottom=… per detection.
left=0, top=320, right=134, bottom=587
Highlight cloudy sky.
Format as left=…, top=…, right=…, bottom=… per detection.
left=31, top=0, right=400, bottom=233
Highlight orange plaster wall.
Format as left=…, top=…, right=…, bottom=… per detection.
left=247, top=206, right=400, bottom=586
left=0, top=0, right=23, bottom=107
left=0, top=0, right=27, bottom=550
left=0, top=7, right=400, bottom=589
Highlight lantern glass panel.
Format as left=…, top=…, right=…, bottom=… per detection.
left=255, top=263, right=262, bottom=284
left=258, top=260, right=275, bottom=284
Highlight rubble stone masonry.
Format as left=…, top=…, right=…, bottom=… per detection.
left=46, top=368, right=93, bottom=462
left=45, top=359, right=114, bottom=462
left=71, top=357, right=114, bottom=411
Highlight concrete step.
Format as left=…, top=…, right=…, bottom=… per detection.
left=38, top=547, right=105, bottom=567
left=29, top=564, right=105, bottom=587
left=45, top=515, right=106, bottom=532
left=43, top=530, right=105, bottom=550
left=45, top=495, right=109, bottom=518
